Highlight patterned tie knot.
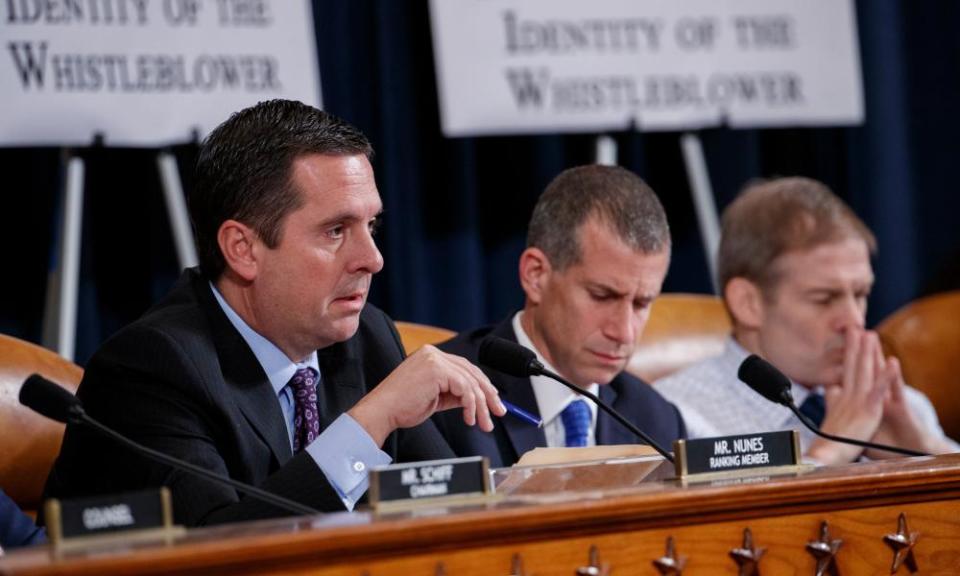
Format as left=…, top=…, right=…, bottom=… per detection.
left=290, top=367, right=320, bottom=453
left=799, top=392, right=826, bottom=428
left=561, top=398, right=591, bottom=447
left=289, top=366, right=318, bottom=396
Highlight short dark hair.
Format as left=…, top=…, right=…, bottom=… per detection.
left=191, top=99, right=373, bottom=279
left=527, top=165, right=670, bottom=270
left=718, top=176, right=877, bottom=294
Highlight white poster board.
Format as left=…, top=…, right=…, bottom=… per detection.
left=0, top=0, right=321, bottom=146
left=430, top=0, right=863, bottom=136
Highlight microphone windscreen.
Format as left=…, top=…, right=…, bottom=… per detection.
left=737, top=355, right=794, bottom=407
left=19, top=373, right=83, bottom=424
left=478, top=337, right=539, bottom=377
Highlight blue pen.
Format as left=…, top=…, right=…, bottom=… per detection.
left=501, top=399, right=543, bottom=428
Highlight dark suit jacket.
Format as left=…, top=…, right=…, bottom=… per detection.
left=44, top=269, right=452, bottom=526
left=431, top=318, right=687, bottom=467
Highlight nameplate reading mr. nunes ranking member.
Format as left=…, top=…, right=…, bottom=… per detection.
left=674, top=431, right=800, bottom=477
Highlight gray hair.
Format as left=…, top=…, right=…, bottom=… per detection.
left=718, top=176, right=876, bottom=294
left=527, top=164, right=670, bottom=269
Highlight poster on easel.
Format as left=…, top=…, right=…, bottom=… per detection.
left=429, top=0, right=863, bottom=137
left=0, top=0, right=321, bottom=146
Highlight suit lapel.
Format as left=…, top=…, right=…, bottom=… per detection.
left=596, top=377, right=637, bottom=445
left=489, top=320, right=546, bottom=459
left=193, top=272, right=294, bottom=466
left=317, top=343, right=366, bottom=431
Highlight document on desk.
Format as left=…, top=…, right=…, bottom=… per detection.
left=494, top=445, right=671, bottom=499
left=515, top=445, right=659, bottom=467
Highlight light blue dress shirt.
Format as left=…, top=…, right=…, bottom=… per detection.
left=210, top=284, right=390, bottom=510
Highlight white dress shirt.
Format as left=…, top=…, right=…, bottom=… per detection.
left=654, top=337, right=959, bottom=454
left=512, top=312, right=600, bottom=447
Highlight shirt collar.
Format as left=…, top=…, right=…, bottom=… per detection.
left=512, top=311, right=599, bottom=425
left=210, top=283, right=319, bottom=396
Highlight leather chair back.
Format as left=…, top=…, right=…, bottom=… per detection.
left=395, top=322, right=456, bottom=355
left=0, top=334, right=82, bottom=514
left=628, top=293, right=731, bottom=383
left=877, top=291, right=960, bottom=441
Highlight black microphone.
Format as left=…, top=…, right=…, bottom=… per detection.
left=737, top=354, right=796, bottom=408
left=20, top=374, right=318, bottom=516
left=20, top=373, right=85, bottom=425
left=478, top=337, right=675, bottom=463
left=479, top=336, right=546, bottom=378
left=737, top=355, right=928, bottom=458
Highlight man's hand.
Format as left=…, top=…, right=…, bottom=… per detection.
left=866, top=356, right=954, bottom=457
left=806, top=329, right=888, bottom=465
left=348, top=345, right=506, bottom=446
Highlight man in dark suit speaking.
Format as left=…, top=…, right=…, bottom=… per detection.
left=44, top=100, right=504, bottom=526
left=432, top=165, right=686, bottom=467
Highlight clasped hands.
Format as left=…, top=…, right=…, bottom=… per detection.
left=807, top=328, right=948, bottom=464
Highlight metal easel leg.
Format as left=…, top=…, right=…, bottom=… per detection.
left=157, top=151, right=198, bottom=270
left=42, top=154, right=84, bottom=360
left=680, top=132, right=721, bottom=293
left=595, top=135, right=618, bottom=166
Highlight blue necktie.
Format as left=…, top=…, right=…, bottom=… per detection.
left=799, top=392, right=826, bottom=428
left=561, top=399, right=591, bottom=447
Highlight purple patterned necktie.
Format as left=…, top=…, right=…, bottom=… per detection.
left=289, top=366, right=320, bottom=453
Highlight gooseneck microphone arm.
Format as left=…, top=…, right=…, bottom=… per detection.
left=78, top=413, right=319, bottom=515
left=537, top=366, right=676, bottom=463
left=478, top=337, right=675, bottom=463
left=737, top=355, right=928, bottom=458
left=786, top=402, right=927, bottom=457
left=20, top=374, right=318, bottom=516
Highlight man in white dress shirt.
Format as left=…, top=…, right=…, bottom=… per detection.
left=655, top=177, right=957, bottom=465
left=432, top=165, right=687, bottom=466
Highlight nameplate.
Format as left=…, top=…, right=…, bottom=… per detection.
left=44, top=488, right=179, bottom=548
left=369, top=456, right=491, bottom=510
left=674, top=430, right=801, bottom=478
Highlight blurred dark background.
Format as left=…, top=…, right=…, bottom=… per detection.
left=2, top=0, right=958, bottom=365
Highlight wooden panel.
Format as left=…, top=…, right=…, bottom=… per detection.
left=310, top=501, right=959, bottom=576
left=3, top=455, right=960, bottom=575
